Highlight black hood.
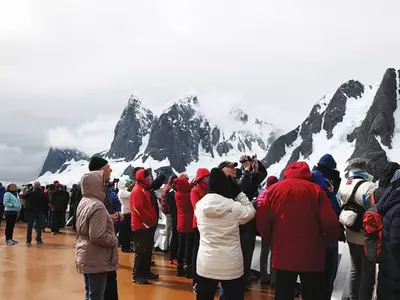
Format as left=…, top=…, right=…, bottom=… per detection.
left=207, top=168, right=231, bottom=198
left=379, top=162, right=400, bottom=188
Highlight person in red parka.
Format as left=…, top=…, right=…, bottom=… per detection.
left=191, top=168, right=210, bottom=293
left=256, top=162, right=340, bottom=300
left=130, top=168, right=158, bottom=285
left=174, top=174, right=194, bottom=278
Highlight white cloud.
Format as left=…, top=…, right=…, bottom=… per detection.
left=0, top=143, right=23, bottom=154
left=46, top=115, right=118, bottom=155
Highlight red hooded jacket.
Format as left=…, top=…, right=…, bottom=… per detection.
left=174, top=177, right=194, bottom=233
left=130, top=169, right=157, bottom=231
left=191, top=168, right=210, bottom=228
left=256, top=162, right=340, bottom=272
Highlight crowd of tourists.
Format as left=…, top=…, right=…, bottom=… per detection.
left=3, top=153, right=400, bottom=300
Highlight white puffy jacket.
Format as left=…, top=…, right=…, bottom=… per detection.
left=118, top=182, right=131, bottom=215
left=195, top=192, right=256, bottom=280
left=338, top=177, right=376, bottom=245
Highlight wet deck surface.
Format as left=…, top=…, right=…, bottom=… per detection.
left=0, top=223, right=277, bottom=300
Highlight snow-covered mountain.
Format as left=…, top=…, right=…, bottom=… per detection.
left=38, top=68, right=400, bottom=186
left=38, top=95, right=279, bottom=185
left=263, top=68, right=400, bottom=179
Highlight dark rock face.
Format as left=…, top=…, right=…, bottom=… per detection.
left=350, top=69, right=398, bottom=179
left=106, top=96, right=154, bottom=161
left=39, top=148, right=88, bottom=176
left=262, top=127, right=300, bottom=168
left=323, top=80, right=364, bottom=139
left=144, top=96, right=214, bottom=172
left=211, top=127, right=221, bottom=146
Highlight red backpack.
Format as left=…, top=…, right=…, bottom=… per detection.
left=363, top=193, right=383, bottom=263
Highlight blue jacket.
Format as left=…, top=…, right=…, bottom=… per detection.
left=0, top=186, right=5, bottom=206
left=312, top=170, right=341, bottom=216
left=109, top=189, right=121, bottom=228
left=3, top=192, right=22, bottom=212
left=377, top=173, right=400, bottom=299
left=109, top=189, right=121, bottom=213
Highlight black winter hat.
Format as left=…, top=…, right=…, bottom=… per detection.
left=89, top=156, right=109, bottom=171
left=208, top=168, right=232, bottom=198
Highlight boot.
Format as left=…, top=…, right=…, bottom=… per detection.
left=185, top=264, right=193, bottom=279
left=177, top=264, right=186, bottom=277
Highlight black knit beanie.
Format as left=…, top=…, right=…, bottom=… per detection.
left=207, top=168, right=232, bottom=198
left=89, top=156, right=109, bottom=171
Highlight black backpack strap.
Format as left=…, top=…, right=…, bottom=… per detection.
left=348, top=180, right=367, bottom=204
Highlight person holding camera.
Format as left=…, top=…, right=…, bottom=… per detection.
left=195, top=168, right=256, bottom=300
left=238, top=155, right=267, bottom=288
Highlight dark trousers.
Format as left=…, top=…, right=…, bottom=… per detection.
left=178, top=232, right=194, bottom=266
left=324, top=243, right=339, bottom=300
left=133, top=228, right=155, bottom=279
left=84, top=272, right=108, bottom=300
left=51, top=210, right=64, bottom=233
left=192, top=228, right=200, bottom=285
left=240, top=229, right=256, bottom=284
left=104, top=271, right=118, bottom=300
left=0, top=204, right=4, bottom=226
left=275, top=270, right=324, bottom=300
left=348, top=242, right=376, bottom=300
left=26, top=212, right=43, bottom=242
left=4, top=211, right=18, bottom=240
left=118, top=213, right=132, bottom=250
left=197, top=275, right=244, bottom=300
left=169, top=212, right=179, bottom=261
left=260, top=238, right=276, bottom=284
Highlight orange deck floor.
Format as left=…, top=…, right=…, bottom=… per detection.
left=0, top=223, right=277, bottom=300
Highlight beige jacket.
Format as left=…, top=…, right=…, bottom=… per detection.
left=75, top=171, right=118, bottom=274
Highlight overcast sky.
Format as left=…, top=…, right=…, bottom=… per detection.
left=1, top=0, right=400, bottom=184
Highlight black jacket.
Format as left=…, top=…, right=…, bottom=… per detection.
left=24, top=188, right=48, bottom=214
left=239, top=160, right=268, bottom=200
left=377, top=180, right=400, bottom=299
left=238, top=160, right=267, bottom=233
left=50, top=190, right=70, bottom=212
left=150, top=173, right=166, bottom=221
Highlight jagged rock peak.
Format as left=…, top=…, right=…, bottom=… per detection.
left=106, top=95, right=154, bottom=161
left=39, top=147, right=89, bottom=176
left=127, top=94, right=141, bottom=106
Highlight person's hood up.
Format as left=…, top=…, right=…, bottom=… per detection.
left=0, top=185, right=5, bottom=192
left=379, top=162, right=400, bottom=188
left=194, top=168, right=210, bottom=183
left=284, top=162, right=312, bottom=180
left=174, top=177, right=191, bottom=193
left=81, top=171, right=106, bottom=200
left=135, top=168, right=150, bottom=186
left=200, top=194, right=233, bottom=218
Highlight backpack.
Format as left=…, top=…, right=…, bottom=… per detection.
left=363, top=196, right=382, bottom=263
left=339, top=180, right=366, bottom=232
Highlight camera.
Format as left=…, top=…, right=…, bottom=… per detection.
left=240, top=154, right=257, bottom=163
